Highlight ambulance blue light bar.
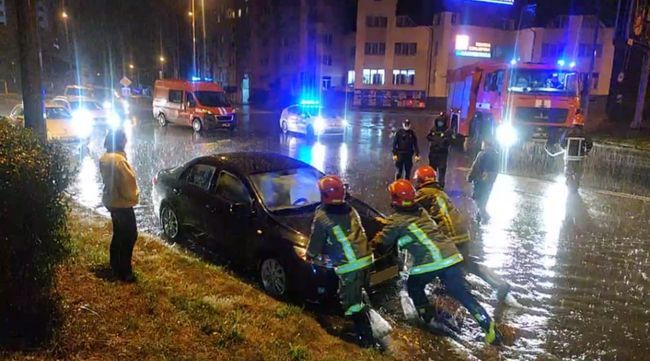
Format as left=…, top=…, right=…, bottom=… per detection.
left=472, top=0, right=514, bottom=5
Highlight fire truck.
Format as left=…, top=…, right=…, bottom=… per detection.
left=446, top=61, right=584, bottom=149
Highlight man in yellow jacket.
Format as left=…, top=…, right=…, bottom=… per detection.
left=99, top=129, right=139, bottom=282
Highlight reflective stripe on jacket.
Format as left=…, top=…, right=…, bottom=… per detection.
left=371, top=207, right=462, bottom=275
left=307, top=205, right=373, bottom=275
left=416, top=183, right=470, bottom=244
left=99, top=151, right=139, bottom=209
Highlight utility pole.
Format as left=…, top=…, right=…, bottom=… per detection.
left=629, top=0, right=649, bottom=129
left=583, top=0, right=601, bottom=123
left=14, top=0, right=45, bottom=139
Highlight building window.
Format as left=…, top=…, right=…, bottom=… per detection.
left=366, top=16, right=388, bottom=28
left=322, top=54, right=332, bottom=66
left=396, top=16, right=416, bottom=27
left=362, top=69, right=385, bottom=85
left=392, top=69, right=415, bottom=85
left=322, top=76, right=332, bottom=89
left=322, top=33, right=333, bottom=46
left=347, top=70, right=355, bottom=85
left=395, top=42, right=417, bottom=56
left=541, top=43, right=567, bottom=58
left=364, top=42, right=386, bottom=55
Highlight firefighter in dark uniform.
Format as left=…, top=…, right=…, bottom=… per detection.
left=426, top=112, right=453, bottom=189
left=560, top=122, right=593, bottom=191
left=414, top=166, right=512, bottom=303
left=392, top=119, right=420, bottom=180
left=307, top=175, right=375, bottom=346
left=467, top=139, right=499, bottom=222
left=371, top=179, right=502, bottom=345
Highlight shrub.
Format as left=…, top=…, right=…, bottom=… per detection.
left=0, top=122, right=74, bottom=348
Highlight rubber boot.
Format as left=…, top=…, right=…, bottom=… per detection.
left=351, top=310, right=374, bottom=348
left=484, top=321, right=504, bottom=346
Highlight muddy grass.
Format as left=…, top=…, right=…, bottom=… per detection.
left=0, top=205, right=482, bottom=361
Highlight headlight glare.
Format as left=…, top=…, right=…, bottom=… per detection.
left=496, top=123, right=518, bottom=147
left=72, top=110, right=93, bottom=138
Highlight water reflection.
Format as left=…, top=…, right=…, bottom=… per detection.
left=483, top=175, right=519, bottom=270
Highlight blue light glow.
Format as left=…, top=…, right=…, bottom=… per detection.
left=299, top=99, right=320, bottom=106
left=203, top=77, right=213, bottom=82
left=191, top=76, right=201, bottom=82
left=569, top=61, right=576, bottom=68
left=557, top=59, right=566, bottom=67
left=472, top=0, right=514, bottom=4
left=510, top=59, right=517, bottom=65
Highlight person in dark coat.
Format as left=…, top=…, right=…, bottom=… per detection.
left=392, top=119, right=420, bottom=180
left=426, top=112, right=454, bottom=189
left=467, top=139, right=499, bottom=223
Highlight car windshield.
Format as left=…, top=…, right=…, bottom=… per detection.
left=45, top=107, right=72, bottom=119
left=70, top=101, right=102, bottom=111
left=249, top=167, right=322, bottom=212
left=508, top=69, right=578, bottom=94
left=66, top=88, right=94, bottom=97
left=194, top=91, right=230, bottom=107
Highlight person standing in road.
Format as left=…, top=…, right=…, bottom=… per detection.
left=467, top=139, right=499, bottom=223
left=371, top=180, right=502, bottom=345
left=414, top=166, right=513, bottom=304
left=426, top=113, right=453, bottom=189
left=307, top=175, right=376, bottom=347
left=392, top=119, right=420, bottom=180
left=560, top=122, right=593, bottom=191
left=99, top=129, right=139, bottom=282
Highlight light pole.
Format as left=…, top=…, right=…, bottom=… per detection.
left=61, top=10, right=72, bottom=71
left=189, top=0, right=197, bottom=77
left=159, top=56, right=166, bottom=79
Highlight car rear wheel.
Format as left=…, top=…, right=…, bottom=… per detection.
left=158, top=113, right=167, bottom=127
left=160, top=204, right=180, bottom=240
left=260, top=257, right=289, bottom=298
left=192, top=118, right=203, bottom=133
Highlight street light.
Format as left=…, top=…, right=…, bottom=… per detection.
left=61, top=11, right=68, bottom=20
left=129, top=64, right=135, bottom=70
left=159, top=56, right=165, bottom=63
left=188, top=11, right=193, bottom=17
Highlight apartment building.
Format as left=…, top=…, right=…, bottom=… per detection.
left=354, top=0, right=615, bottom=110
left=213, top=0, right=355, bottom=106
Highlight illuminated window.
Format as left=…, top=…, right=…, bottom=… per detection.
left=347, top=70, right=355, bottom=85
left=322, top=76, right=331, bottom=89
left=455, top=35, right=469, bottom=51
left=362, top=69, right=384, bottom=85
left=392, top=69, right=415, bottom=85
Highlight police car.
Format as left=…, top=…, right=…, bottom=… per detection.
left=279, top=101, right=348, bottom=138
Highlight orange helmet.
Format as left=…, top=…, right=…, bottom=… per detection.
left=388, top=179, right=416, bottom=207
left=318, top=175, right=345, bottom=205
left=414, top=165, right=437, bottom=186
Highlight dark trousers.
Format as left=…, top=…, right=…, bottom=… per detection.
left=395, top=153, right=414, bottom=180
left=407, top=264, right=492, bottom=332
left=339, top=269, right=369, bottom=316
left=109, top=207, right=138, bottom=278
left=428, top=154, right=448, bottom=188
left=472, top=180, right=495, bottom=216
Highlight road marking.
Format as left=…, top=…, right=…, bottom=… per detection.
left=593, top=190, right=650, bottom=202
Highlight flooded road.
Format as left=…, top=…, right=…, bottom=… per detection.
left=70, top=107, right=650, bottom=360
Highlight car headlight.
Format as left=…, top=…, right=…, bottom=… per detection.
left=313, top=117, right=326, bottom=134
left=341, top=119, right=349, bottom=127
left=496, top=123, right=517, bottom=147
left=72, top=110, right=93, bottom=138
left=103, top=101, right=112, bottom=109
left=108, top=112, right=122, bottom=129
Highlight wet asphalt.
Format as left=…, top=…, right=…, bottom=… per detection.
left=66, top=105, right=650, bottom=360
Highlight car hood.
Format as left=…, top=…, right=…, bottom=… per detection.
left=271, top=212, right=314, bottom=246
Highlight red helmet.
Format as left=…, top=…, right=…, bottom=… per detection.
left=318, top=175, right=345, bottom=205
left=414, top=165, right=437, bottom=186
left=388, top=179, right=416, bottom=207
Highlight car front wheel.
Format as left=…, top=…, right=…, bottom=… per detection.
left=260, top=257, right=289, bottom=298
left=158, top=113, right=167, bottom=127
left=192, top=118, right=203, bottom=132
left=160, top=204, right=180, bottom=240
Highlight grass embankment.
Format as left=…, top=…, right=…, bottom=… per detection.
left=1, top=206, right=473, bottom=361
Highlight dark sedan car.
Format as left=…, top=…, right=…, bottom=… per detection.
left=152, top=152, right=398, bottom=300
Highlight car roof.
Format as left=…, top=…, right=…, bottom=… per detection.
left=199, top=152, right=317, bottom=176
left=14, top=102, right=64, bottom=109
